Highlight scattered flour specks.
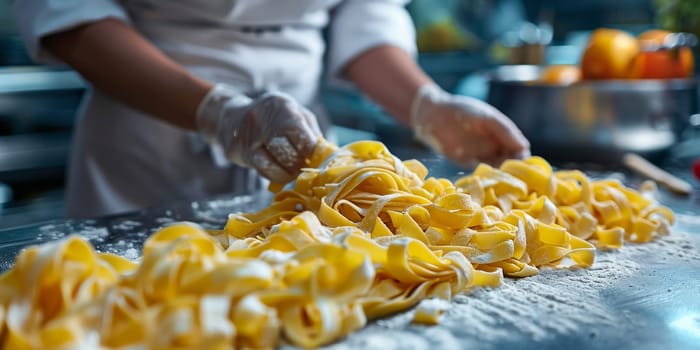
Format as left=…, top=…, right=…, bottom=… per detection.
left=286, top=232, right=700, bottom=350
left=25, top=205, right=700, bottom=350
left=37, top=224, right=65, bottom=241
left=38, top=225, right=109, bottom=243
left=78, top=227, right=110, bottom=243
left=155, top=217, right=176, bottom=225
left=122, top=247, right=140, bottom=261
left=111, top=220, right=142, bottom=231
left=191, top=195, right=262, bottom=224
left=97, top=239, right=140, bottom=261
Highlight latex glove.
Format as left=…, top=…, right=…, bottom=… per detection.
left=410, top=84, right=530, bottom=167
left=196, top=84, right=322, bottom=183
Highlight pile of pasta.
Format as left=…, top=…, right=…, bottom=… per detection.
left=0, top=140, right=674, bottom=349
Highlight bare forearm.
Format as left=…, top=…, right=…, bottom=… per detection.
left=43, top=18, right=212, bottom=130
left=344, top=45, right=432, bottom=125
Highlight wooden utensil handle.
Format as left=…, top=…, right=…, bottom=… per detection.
left=622, top=153, right=693, bottom=196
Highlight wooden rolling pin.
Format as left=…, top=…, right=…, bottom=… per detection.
left=622, top=153, right=693, bottom=196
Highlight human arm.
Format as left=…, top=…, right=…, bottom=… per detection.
left=327, top=0, right=529, bottom=167
left=44, top=19, right=319, bottom=181
left=345, top=45, right=530, bottom=166
left=42, top=18, right=211, bottom=130
left=343, top=45, right=429, bottom=126
left=13, top=0, right=320, bottom=183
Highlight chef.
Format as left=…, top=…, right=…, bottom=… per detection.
left=14, top=0, right=530, bottom=218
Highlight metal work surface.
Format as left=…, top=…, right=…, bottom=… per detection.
left=0, top=191, right=273, bottom=271
left=0, top=160, right=699, bottom=350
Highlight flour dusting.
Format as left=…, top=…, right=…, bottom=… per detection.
left=28, top=198, right=700, bottom=350
left=280, top=230, right=700, bottom=350
left=191, top=195, right=259, bottom=225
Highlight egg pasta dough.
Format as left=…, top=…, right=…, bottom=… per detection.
left=0, top=140, right=673, bottom=349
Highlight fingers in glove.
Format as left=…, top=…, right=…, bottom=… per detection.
left=481, top=149, right=513, bottom=168
left=481, top=110, right=531, bottom=160
left=265, top=136, right=301, bottom=171
left=448, top=118, right=512, bottom=167
left=251, top=147, right=293, bottom=183
left=301, top=107, right=323, bottom=137
left=257, top=94, right=319, bottom=174
left=472, top=132, right=529, bottom=167
left=449, top=117, right=500, bottom=166
left=265, top=132, right=318, bottom=177
left=284, top=118, right=319, bottom=167
left=470, top=137, right=504, bottom=167
left=264, top=131, right=317, bottom=176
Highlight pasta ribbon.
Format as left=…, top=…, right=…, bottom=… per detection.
left=0, top=139, right=673, bottom=349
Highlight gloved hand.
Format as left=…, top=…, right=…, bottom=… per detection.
left=410, top=84, right=530, bottom=167
left=196, top=84, right=322, bottom=183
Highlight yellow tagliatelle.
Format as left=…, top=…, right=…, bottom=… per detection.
left=0, top=139, right=673, bottom=349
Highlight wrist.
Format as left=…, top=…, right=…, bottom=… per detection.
left=195, top=84, right=252, bottom=143
left=409, top=83, right=446, bottom=128
left=409, top=83, right=449, bottom=154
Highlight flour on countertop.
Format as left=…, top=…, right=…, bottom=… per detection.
left=37, top=225, right=109, bottom=243
left=98, top=239, right=140, bottom=261
left=305, top=229, right=700, bottom=350
left=155, top=217, right=176, bottom=225
left=111, top=220, right=143, bottom=231
left=191, top=195, right=269, bottom=225
left=33, top=206, right=700, bottom=350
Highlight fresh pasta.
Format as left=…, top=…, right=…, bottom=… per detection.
left=0, top=139, right=673, bottom=349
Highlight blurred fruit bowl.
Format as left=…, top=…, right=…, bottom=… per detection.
left=530, top=29, right=695, bottom=87
left=487, top=65, right=698, bottom=164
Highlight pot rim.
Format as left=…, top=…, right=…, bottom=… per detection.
left=489, top=65, right=698, bottom=90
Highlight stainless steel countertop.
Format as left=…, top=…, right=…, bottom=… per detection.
left=0, top=157, right=698, bottom=350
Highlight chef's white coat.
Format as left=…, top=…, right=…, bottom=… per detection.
left=13, top=0, right=416, bottom=218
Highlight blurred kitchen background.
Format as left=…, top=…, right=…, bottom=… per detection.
left=0, top=0, right=698, bottom=227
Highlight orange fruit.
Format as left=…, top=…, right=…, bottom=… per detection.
left=630, top=29, right=694, bottom=79
left=580, top=28, right=640, bottom=79
left=539, top=65, right=581, bottom=85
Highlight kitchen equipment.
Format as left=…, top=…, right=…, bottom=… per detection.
left=503, top=22, right=553, bottom=65
left=487, top=65, right=698, bottom=164
left=0, top=67, right=85, bottom=226
left=640, top=32, right=698, bottom=52
left=622, top=152, right=692, bottom=195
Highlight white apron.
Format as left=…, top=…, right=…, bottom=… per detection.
left=13, top=0, right=416, bottom=218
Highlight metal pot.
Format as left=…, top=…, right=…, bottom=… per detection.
left=486, top=65, right=698, bottom=164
